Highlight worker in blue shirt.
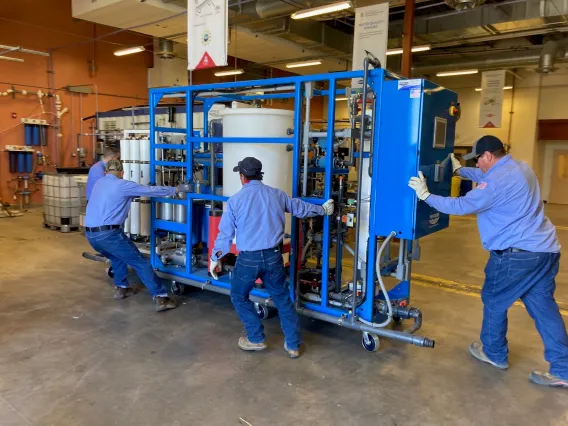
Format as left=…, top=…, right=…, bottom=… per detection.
left=409, top=135, right=568, bottom=388
left=86, top=159, right=190, bottom=312
left=209, top=157, right=334, bottom=358
left=86, top=145, right=120, bottom=201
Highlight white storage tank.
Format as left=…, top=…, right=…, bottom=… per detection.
left=222, top=108, right=294, bottom=199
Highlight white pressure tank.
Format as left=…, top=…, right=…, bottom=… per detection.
left=222, top=108, right=294, bottom=199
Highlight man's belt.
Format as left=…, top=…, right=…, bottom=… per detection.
left=493, top=247, right=528, bottom=255
left=85, top=225, right=122, bottom=232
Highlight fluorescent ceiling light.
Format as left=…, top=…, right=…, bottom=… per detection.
left=386, top=45, right=431, bottom=56
left=335, top=97, right=348, bottom=101
left=291, top=1, right=351, bottom=20
left=475, top=86, right=513, bottom=91
left=114, top=46, right=145, bottom=56
left=214, top=69, right=244, bottom=77
left=436, top=69, right=479, bottom=77
left=0, top=56, right=24, bottom=63
left=286, top=60, right=322, bottom=68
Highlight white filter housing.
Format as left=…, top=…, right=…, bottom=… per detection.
left=222, top=108, right=294, bottom=198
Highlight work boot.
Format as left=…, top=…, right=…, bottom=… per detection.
left=155, top=296, right=178, bottom=312
left=284, top=342, right=300, bottom=359
left=529, top=371, right=568, bottom=388
left=238, top=336, right=267, bottom=351
left=469, top=341, right=509, bottom=370
left=114, top=286, right=137, bottom=300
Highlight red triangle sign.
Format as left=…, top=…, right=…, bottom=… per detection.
left=196, top=52, right=217, bottom=70
left=483, top=121, right=496, bottom=128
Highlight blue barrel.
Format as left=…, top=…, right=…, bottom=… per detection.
left=24, top=125, right=33, bottom=146
left=31, top=125, right=40, bottom=146
left=25, top=152, right=33, bottom=173
left=17, top=152, right=25, bottom=172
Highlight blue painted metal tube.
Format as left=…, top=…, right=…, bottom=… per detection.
left=290, top=81, right=303, bottom=302
left=154, top=219, right=186, bottom=234
left=186, top=89, right=194, bottom=275
left=24, top=125, right=32, bottom=146
left=188, top=136, right=292, bottom=144
left=149, top=92, right=158, bottom=270
left=155, top=126, right=186, bottom=134
left=24, top=152, right=33, bottom=173
left=17, top=152, right=25, bottom=173
left=155, top=161, right=188, bottom=167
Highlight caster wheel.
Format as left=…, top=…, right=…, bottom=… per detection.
left=362, top=332, right=380, bottom=352
left=170, top=281, right=186, bottom=296
left=254, top=303, right=270, bottom=320
left=392, top=316, right=403, bottom=325
left=106, top=267, right=114, bottom=279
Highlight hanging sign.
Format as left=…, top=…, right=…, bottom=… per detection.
left=187, top=0, right=228, bottom=71
left=478, top=70, right=506, bottom=128
left=351, top=2, right=389, bottom=88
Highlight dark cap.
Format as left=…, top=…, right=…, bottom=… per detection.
left=233, top=157, right=263, bottom=177
left=105, top=159, right=124, bottom=172
left=463, top=135, right=504, bottom=160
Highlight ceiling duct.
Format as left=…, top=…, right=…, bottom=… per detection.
left=157, top=38, right=175, bottom=59
left=444, top=0, right=485, bottom=11
left=537, top=39, right=568, bottom=74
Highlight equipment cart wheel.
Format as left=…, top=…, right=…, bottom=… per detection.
left=361, top=332, right=380, bottom=352
left=170, top=281, right=186, bottom=296
left=393, top=316, right=403, bottom=325
left=106, top=267, right=114, bottom=279
left=254, top=303, right=270, bottom=320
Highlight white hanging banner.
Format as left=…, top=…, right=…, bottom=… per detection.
left=187, top=0, right=228, bottom=71
left=478, top=70, right=506, bottom=128
left=351, top=2, right=389, bottom=88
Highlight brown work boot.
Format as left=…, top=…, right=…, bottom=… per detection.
left=155, top=296, right=178, bottom=312
left=114, top=286, right=138, bottom=300
left=238, top=336, right=267, bottom=351
left=284, top=341, right=300, bottom=359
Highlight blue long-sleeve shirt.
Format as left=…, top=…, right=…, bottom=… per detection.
left=212, top=180, right=324, bottom=260
left=86, top=161, right=106, bottom=201
left=425, top=155, right=559, bottom=252
left=85, top=174, right=176, bottom=227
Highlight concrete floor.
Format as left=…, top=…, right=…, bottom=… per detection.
left=1, top=209, right=568, bottom=426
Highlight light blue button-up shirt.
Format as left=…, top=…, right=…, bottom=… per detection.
left=85, top=174, right=176, bottom=227
left=425, top=155, right=560, bottom=252
left=86, top=161, right=106, bottom=201
left=213, top=180, right=324, bottom=259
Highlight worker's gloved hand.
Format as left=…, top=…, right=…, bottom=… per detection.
left=408, top=171, right=431, bottom=201
left=322, top=199, right=334, bottom=216
left=177, top=183, right=192, bottom=193
left=450, top=153, right=462, bottom=174
left=209, top=257, right=220, bottom=280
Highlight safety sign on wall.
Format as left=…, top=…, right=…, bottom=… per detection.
left=187, top=0, right=228, bottom=71
left=351, top=2, right=389, bottom=88
left=478, top=70, right=505, bottom=128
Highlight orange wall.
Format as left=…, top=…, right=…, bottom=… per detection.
left=0, top=0, right=151, bottom=203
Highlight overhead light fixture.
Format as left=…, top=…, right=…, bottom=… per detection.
left=436, top=69, right=479, bottom=77
left=114, top=46, right=145, bottom=56
left=286, top=60, right=322, bottom=69
left=291, top=1, right=351, bottom=20
left=214, top=69, right=244, bottom=77
left=386, top=45, right=431, bottom=56
left=0, top=56, right=24, bottom=63
left=475, top=86, right=513, bottom=91
left=335, top=97, right=348, bottom=101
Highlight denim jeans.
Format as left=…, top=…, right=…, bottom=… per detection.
left=86, top=229, right=168, bottom=298
left=230, top=248, right=301, bottom=350
left=481, top=251, right=568, bottom=378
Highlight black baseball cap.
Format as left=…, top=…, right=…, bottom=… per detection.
left=463, top=135, right=504, bottom=160
left=233, top=157, right=263, bottom=177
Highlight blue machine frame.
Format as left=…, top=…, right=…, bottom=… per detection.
left=148, top=68, right=456, bottom=349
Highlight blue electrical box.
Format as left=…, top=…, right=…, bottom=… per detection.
left=371, top=79, right=457, bottom=240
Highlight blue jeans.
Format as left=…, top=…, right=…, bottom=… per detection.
left=230, top=248, right=301, bottom=350
left=86, top=229, right=168, bottom=298
left=481, top=251, right=568, bottom=378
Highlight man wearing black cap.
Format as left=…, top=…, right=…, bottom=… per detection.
left=408, top=135, right=568, bottom=388
left=210, top=156, right=334, bottom=358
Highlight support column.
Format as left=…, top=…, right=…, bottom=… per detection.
left=401, top=0, right=415, bottom=78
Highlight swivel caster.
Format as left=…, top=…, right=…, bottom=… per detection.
left=170, top=281, right=185, bottom=296
left=361, top=332, right=380, bottom=352
left=392, top=316, right=403, bottom=325
left=254, top=303, right=270, bottom=320
left=106, top=267, right=114, bottom=279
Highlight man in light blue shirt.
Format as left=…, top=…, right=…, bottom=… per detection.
left=209, top=157, right=334, bottom=358
left=86, top=146, right=120, bottom=201
left=86, top=159, right=190, bottom=312
left=409, top=135, right=568, bottom=388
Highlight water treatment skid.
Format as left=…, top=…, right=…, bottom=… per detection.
left=141, top=63, right=458, bottom=351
